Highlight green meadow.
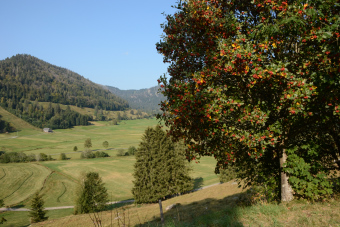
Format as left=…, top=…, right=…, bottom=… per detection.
left=0, top=118, right=220, bottom=209
left=0, top=118, right=159, bottom=156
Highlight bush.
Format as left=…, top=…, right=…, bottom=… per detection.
left=102, top=141, right=109, bottom=149
left=81, top=150, right=95, bottom=159
left=37, top=153, right=49, bottom=161
left=127, top=146, right=137, bottom=156
left=219, top=166, right=237, bottom=183
left=73, top=146, right=78, bottom=152
left=116, top=149, right=128, bottom=156
left=59, top=153, right=67, bottom=160
left=95, top=151, right=109, bottom=158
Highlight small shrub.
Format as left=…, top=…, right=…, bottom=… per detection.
left=73, top=146, right=78, bottom=152
left=37, top=153, right=48, bottom=161
left=219, top=166, right=237, bottom=183
left=81, top=150, right=95, bottom=159
left=116, top=149, right=127, bottom=156
left=102, top=141, right=109, bottom=149
left=59, top=153, right=67, bottom=160
left=127, top=146, right=137, bottom=156
left=95, top=151, right=109, bottom=158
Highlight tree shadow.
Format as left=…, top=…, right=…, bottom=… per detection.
left=193, top=177, right=204, bottom=190
left=105, top=202, right=134, bottom=211
left=9, top=204, right=25, bottom=209
left=139, top=192, right=246, bottom=226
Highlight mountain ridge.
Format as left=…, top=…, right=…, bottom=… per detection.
left=105, top=85, right=164, bottom=113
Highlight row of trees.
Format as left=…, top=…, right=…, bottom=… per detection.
left=0, top=100, right=92, bottom=129
left=156, top=0, right=340, bottom=201
left=0, top=151, right=53, bottom=163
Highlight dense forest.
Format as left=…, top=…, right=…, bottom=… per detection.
left=0, top=114, right=12, bottom=132
left=0, top=54, right=131, bottom=129
left=105, top=85, right=164, bottom=113
left=1, top=100, right=92, bottom=129
left=0, top=54, right=129, bottom=110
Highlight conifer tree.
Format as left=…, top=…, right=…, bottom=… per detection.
left=28, top=192, right=48, bottom=223
left=74, top=172, right=108, bottom=214
left=132, top=126, right=193, bottom=204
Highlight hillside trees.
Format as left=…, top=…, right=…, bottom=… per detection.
left=0, top=54, right=129, bottom=111
left=156, top=0, right=340, bottom=201
left=132, top=126, right=193, bottom=204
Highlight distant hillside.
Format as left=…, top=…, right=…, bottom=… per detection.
left=0, top=54, right=129, bottom=110
left=0, top=54, right=129, bottom=129
left=105, top=85, right=164, bottom=113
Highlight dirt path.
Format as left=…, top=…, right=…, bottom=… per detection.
left=0, top=200, right=135, bottom=212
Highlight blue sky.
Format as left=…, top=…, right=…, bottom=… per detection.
left=0, top=1, right=178, bottom=90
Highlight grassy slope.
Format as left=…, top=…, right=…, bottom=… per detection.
left=1, top=209, right=73, bottom=227
left=41, top=156, right=219, bottom=203
left=28, top=181, right=340, bottom=227
left=0, top=106, right=39, bottom=131
left=0, top=163, right=51, bottom=206
left=0, top=118, right=219, bottom=208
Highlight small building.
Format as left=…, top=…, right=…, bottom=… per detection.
left=43, top=128, right=53, bottom=133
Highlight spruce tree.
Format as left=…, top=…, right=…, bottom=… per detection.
left=132, top=126, right=193, bottom=204
left=28, top=192, right=48, bottom=223
left=74, top=172, right=108, bottom=214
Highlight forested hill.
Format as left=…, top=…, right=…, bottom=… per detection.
left=105, top=85, right=164, bottom=113
left=0, top=54, right=129, bottom=110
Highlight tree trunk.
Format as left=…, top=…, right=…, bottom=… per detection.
left=280, top=148, right=294, bottom=202
left=159, top=199, right=164, bottom=225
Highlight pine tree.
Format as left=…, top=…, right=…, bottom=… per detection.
left=74, top=172, right=108, bottom=214
left=132, top=126, right=193, bottom=204
left=28, top=192, right=48, bottom=223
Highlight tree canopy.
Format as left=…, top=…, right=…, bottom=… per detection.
left=156, top=0, right=340, bottom=201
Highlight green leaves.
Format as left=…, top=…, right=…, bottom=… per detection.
left=157, top=0, right=340, bottom=201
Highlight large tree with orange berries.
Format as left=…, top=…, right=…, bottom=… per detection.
left=157, top=0, right=340, bottom=201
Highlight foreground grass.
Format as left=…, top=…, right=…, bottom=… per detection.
left=0, top=209, right=73, bottom=227
left=28, top=181, right=340, bottom=227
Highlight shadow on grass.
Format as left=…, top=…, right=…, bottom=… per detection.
left=105, top=202, right=134, bottom=211
left=139, top=192, right=245, bottom=226
left=10, top=204, right=25, bottom=209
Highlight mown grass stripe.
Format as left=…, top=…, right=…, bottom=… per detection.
left=57, top=182, right=67, bottom=203
left=2, top=171, right=33, bottom=200
left=0, top=167, right=6, bottom=181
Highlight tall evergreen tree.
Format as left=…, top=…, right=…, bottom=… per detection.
left=132, top=126, right=193, bottom=204
left=28, top=192, right=48, bottom=223
left=74, top=172, right=108, bottom=215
